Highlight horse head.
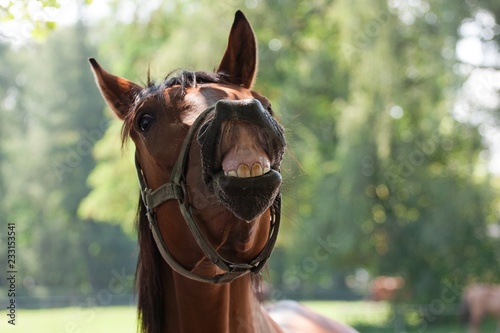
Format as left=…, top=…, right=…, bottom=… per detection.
left=89, top=10, right=285, bottom=284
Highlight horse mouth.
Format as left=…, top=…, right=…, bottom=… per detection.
left=220, top=121, right=272, bottom=177
left=198, top=99, right=285, bottom=221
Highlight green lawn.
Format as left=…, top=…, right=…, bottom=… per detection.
left=0, top=306, right=137, bottom=333
left=302, top=300, right=391, bottom=327
left=303, top=301, right=498, bottom=332
left=1, top=301, right=496, bottom=332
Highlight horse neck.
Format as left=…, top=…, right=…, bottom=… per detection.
left=136, top=202, right=281, bottom=333
left=160, top=263, right=277, bottom=333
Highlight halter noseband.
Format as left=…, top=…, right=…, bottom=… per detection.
left=134, top=105, right=281, bottom=284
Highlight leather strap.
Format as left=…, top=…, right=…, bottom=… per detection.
left=144, top=183, right=184, bottom=209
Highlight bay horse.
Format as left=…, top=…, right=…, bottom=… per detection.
left=90, top=10, right=358, bottom=333
left=460, top=284, right=500, bottom=333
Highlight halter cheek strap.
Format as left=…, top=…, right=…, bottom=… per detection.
left=135, top=106, right=281, bottom=284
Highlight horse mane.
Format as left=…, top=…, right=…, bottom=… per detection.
left=121, top=70, right=229, bottom=146
left=135, top=197, right=164, bottom=333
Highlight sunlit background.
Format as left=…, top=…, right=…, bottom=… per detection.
left=1, top=0, right=500, bottom=332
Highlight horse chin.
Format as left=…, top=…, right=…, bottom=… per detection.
left=212, top=170, right=281, bottom=222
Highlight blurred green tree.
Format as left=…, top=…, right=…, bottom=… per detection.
left=258, top=0, right=500, bottom=311
left=0, top=23, right=136, bottom=298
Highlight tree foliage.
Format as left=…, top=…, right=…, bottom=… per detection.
left=0, top=24, right=136, bottom=298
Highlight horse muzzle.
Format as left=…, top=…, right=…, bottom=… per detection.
left=198, top=98, right=286, bottom=221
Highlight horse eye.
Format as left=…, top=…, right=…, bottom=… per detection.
left=138, top=114, right=155, bottom=132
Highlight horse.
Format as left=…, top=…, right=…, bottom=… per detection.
left=460, top=284, right=500, bottom=333
left=90, top=10, right=358, bottom=333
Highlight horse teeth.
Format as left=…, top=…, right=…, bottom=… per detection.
left=225, top=163, right=269, bottom=178
left=237, top=164, right=251, bottom=178
left=251, top=162, right=263, bottom=177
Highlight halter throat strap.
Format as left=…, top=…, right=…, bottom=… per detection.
left=134, top=106, right=280, bottom=284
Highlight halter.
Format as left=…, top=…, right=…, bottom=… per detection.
left=135, top=105, right=281, bottom=284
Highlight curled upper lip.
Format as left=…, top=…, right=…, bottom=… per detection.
left=198, top=98, right=285, bottom=186
left=219, top=120, right=272, bottom=178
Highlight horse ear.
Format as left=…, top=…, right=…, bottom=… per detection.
left=217, top=11, right=257, bottom=89
left=89, top=58, right=142, bottom=120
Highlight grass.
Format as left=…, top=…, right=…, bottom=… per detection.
left=0, top=306, right=137, bottom=333
left=1, top=301, right=497, bottom=332
left=302, top=300, right=392, bottom=327
left=303, top=300, right=498, bottom=332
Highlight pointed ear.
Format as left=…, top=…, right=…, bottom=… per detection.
left=89, top=58, right=142, bottom=120
left=217, top=11, right=257, bottom=89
